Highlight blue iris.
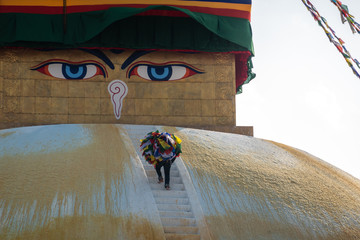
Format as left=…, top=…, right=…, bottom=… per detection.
left=148, top=66, right=172, bottom=81
left=62, top=64, right=87, bottom=79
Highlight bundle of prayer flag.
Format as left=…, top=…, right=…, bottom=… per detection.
left=140, top=131, right=182, bottom=166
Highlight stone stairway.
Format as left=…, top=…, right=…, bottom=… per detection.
left=124, top=125, right=202, bottom=240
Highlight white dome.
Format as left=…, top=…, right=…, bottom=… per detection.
left=0, top=124, right=359, bottom=239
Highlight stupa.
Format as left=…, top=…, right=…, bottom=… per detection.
left=1, top=1, right=360, bottom=239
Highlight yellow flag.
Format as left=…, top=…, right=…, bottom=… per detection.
left=158, top=139, right=171, bottom=149
left=173, top=135, right=182, bottom=144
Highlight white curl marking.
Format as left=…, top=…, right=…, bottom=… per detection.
left=108, top=80, right=128, bottom=120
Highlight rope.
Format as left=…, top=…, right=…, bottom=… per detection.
left=301, top=0, right=360, bottom=78
left=330, top=0, right=360, bottom=34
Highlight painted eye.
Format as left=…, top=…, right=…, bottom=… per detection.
left=31, top=59, right=108, bottom=79
left=127, top=61, right=204, bottom=81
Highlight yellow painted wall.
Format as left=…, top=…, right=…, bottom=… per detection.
left=0, top=48, right=236, bottom=129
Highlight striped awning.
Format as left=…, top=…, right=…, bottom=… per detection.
left=0, top=0, right=252, bottom=19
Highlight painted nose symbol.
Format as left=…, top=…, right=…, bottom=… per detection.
left=108, top=80, right=128, bottom=120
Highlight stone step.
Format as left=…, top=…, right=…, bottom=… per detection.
left=155, top=197, right=189, bottom=205
left=163, top=226, right=199, bottom=235
left=143, top=164, right=178, bottom=170
left=161, top=217, right=197, bottom=227
left=157, top=204, right=191, bottom=212
left=146, top=170, right=180, bottom=177
left=152, top=190, right=188, bottom=198
left=143, top=166, right=179, bottom=173
left=159, top=211, right=194, bottom=218
left=150, top=183, right=185, bottom=191
left=141, top=161, right=154, bottom=167
left=149, top=176, right=182, bottom=184
left=164, top=233, right=201, bottom=240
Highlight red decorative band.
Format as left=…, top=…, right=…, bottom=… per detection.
left=0, top=4, right=251, bottom=19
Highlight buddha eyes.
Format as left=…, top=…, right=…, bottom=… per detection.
left=31, top=59, right=108, bottom=79
left=127, top=61, right=204, bottom=81
left=31, top=59, right=204, bottom=81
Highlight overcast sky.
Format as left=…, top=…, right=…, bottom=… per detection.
left=236, top=0, right=360, bottom=180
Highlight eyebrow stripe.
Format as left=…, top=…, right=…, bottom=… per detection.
left=80, top=48, right=115, bottom=70
left=121, top=50, right=154, bottom=70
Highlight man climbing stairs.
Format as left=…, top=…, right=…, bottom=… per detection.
left=124, top=125, right=202, bottom=240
